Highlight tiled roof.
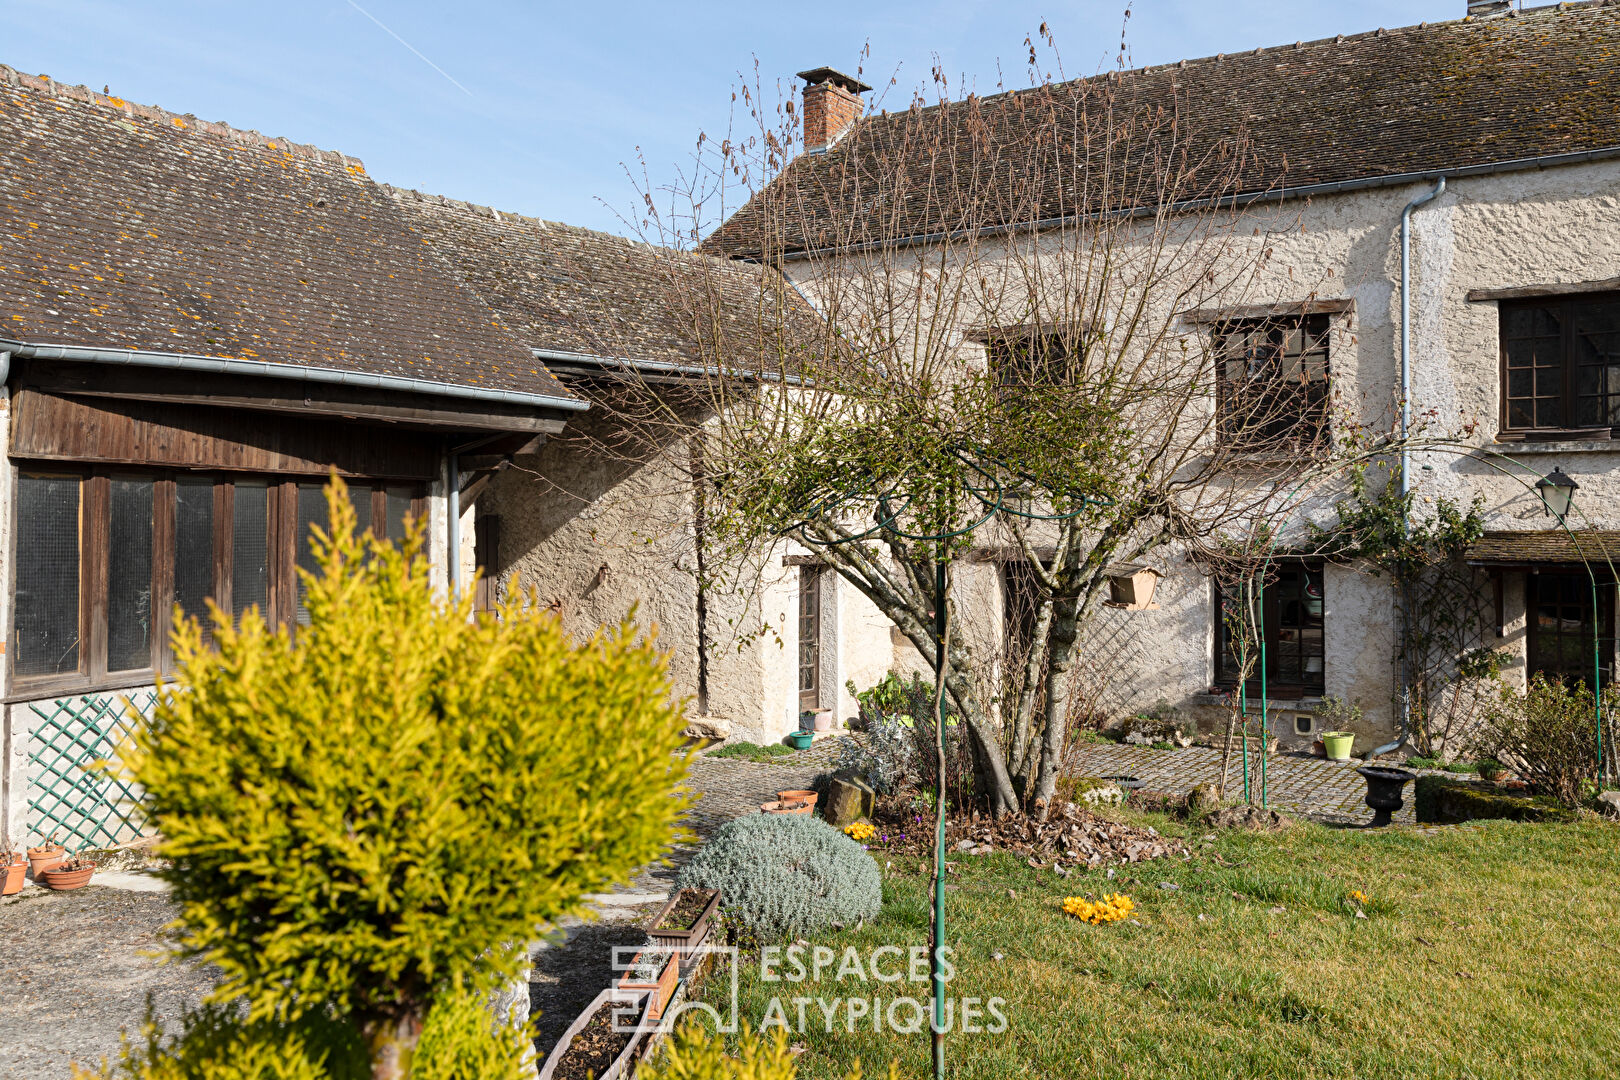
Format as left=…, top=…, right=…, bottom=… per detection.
left=706, top=2, right=1620, bottom=258
left=1464, top=530, right=1620, bottom=565
left=384, top=186, right=807, bottom=367
left=0, top=65, right=577, bottom=403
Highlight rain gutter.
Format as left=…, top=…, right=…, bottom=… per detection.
left=0, top=338, right=590, bottom=412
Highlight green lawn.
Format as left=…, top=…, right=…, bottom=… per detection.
left=690, top=812, right=1620, bottom=1079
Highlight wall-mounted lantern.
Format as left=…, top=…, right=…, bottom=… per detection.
left=1104, top=564, right=1162, bottom=610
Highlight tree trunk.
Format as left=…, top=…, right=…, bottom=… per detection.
left=364, top=1012, right=425, bottom=1080
left=1009, top=594, right=1055, bottom=786
left=1032, top=597, right=1081, bottom=814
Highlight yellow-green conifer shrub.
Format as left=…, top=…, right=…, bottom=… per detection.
left=640, top=1024, right=896, bottom=1080
left=124, top=478, right=690, bottom=1078
left=76, top=987, right=530, bottom=1080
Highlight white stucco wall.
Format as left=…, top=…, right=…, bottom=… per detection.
left=770, top=157, right=1620, bottom=745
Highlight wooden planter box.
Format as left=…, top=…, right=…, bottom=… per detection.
left=646, top=888, right=720, bottom=951
left=537, top=988, right=651, bottom=1080
left=616, top=949, right=679, bottom=1021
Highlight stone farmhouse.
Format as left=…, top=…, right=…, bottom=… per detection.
left=0, top=62, right=822, bottom=848
left=704, top=1, right=1620, bottom=755
left=5, top=1, right=1620, bottom=844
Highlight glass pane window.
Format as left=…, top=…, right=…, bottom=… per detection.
left=107, top=478, right=155, bottom=672
left=14, top=475, right=81, bottom=677
left=1501, top=296, right=1620, bottom=433
left=296, top=483, right=328, bottom=626
left=232, top=481, right=270, bottom=620
left=798, top=567, right=821, bottom=710
left=174, top=478, right=214, bottom=648
left=1214, top=314, right=1331, bottom=449
left=1529, top=573, right=1613, bottom=688
left=1216, top=563, right=1325, bottom=695
left=347, top=483, right=374, bottom=538
left=386, top=486, right=414, bottom=546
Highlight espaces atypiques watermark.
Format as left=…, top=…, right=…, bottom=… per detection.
left=755, top=944, right=1008, bottom=1035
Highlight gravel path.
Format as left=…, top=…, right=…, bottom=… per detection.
left=0, top=887, right=213, bottom=1078
left=0, top=737, right=847, bottom=1076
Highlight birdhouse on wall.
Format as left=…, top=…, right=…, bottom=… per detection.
left=1104, top=564, right=1162, bottom=610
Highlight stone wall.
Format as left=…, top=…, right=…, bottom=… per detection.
left=773, top=157, right=1620, bottom=746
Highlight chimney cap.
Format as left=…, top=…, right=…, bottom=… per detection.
left=796, top=67, right=872, bottom=95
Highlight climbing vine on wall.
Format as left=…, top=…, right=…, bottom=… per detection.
left=1313, top=473, right=1502, bottom=759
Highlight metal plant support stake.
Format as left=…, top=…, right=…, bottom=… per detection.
left=789, top=446, right=1107, bottom=1080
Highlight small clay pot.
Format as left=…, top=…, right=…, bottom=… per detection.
left=1, top=857, right=24, bottom=896
left=27, top=845, right=65, bottom=878
left=761, top=799, right=813, bottom=816
left=39, top=861, right=95, bottom=891
left=777, top=790, right=818, bottom=807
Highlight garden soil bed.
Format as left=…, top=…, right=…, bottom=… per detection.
left=657, top=888, right=715, bottom=932
left=548, top=999, right=636, bottom=1080
left=870, top=797, right=1188, bottom=866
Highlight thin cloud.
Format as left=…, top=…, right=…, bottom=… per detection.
left=344, top=0, right=473, bottom=97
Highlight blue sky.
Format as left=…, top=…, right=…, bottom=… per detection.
left=3, top=1, right=1460, bottom=236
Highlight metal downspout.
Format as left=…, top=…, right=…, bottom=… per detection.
left=1378, top=176, right=1446, bottom=759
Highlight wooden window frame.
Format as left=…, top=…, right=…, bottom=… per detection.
left=1497, top=292, right=1620, bottom=440
left=8, top=469, right=424, bottom=698
left=1213, top=561, right=1326, bottom=698
left=1526, top=571, right=1615, bottom=688
left=797, top=565, right=822, bottom=712
left=1213, top=313, right=1332, bottom=450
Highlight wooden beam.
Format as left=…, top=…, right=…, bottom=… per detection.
left=1467, top=277, right=1620, bottom=302
left=1180, top=298, right=1355, bottom=324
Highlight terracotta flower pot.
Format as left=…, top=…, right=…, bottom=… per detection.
left=27, top=845, right=65, bottom=878
left=777, top=789, right=818, bottom=807
left=39, top=861, right=95, bottom=891
left=1, top=857, right=24, bottom=896
left=761, top=799, right=813, bottom=816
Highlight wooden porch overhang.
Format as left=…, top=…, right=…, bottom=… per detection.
left=1463, top=530, right=1620, bottom=569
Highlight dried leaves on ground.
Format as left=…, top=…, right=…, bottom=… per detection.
left=871, top=797, right=1188, bottom=866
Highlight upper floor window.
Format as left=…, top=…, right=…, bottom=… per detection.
left=1214, top=314, right=1331, bottom=450
left=986, top=329, right=1074, bottom=389
left=11, top=470, right=423, bottom=694
left=1499, top=294, right=1620, bottom=437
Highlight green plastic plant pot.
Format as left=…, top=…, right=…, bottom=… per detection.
left=786, top=731, right=814, bottom=750
left=1322, top=731, right=1355, bottom=761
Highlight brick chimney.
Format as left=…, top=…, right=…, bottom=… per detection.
left=797, top=68, right=872, bottom=154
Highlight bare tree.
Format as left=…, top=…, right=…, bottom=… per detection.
left=600, top=45, right=1417, bottom=815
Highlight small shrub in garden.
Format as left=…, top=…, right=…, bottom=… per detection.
left=1473, top=674, right=1615, bottom=805
left=122, top=479, right=689, bottom=1078
left=640, top=1022, right=896, bottom=1080
left=832, top=715, right=915, bottom=794
left=675, top=814, right=881, bottom=938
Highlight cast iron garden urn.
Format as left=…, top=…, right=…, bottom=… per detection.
left=1356, top=766, right=1416, bottom=827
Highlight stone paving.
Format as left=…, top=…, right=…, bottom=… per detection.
left=1065, top=742, right=1415, bottom=826
left=682, top=737, right=844, bottom=837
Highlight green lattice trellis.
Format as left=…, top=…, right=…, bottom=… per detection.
left=28, top=692, right=155, bottom=850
